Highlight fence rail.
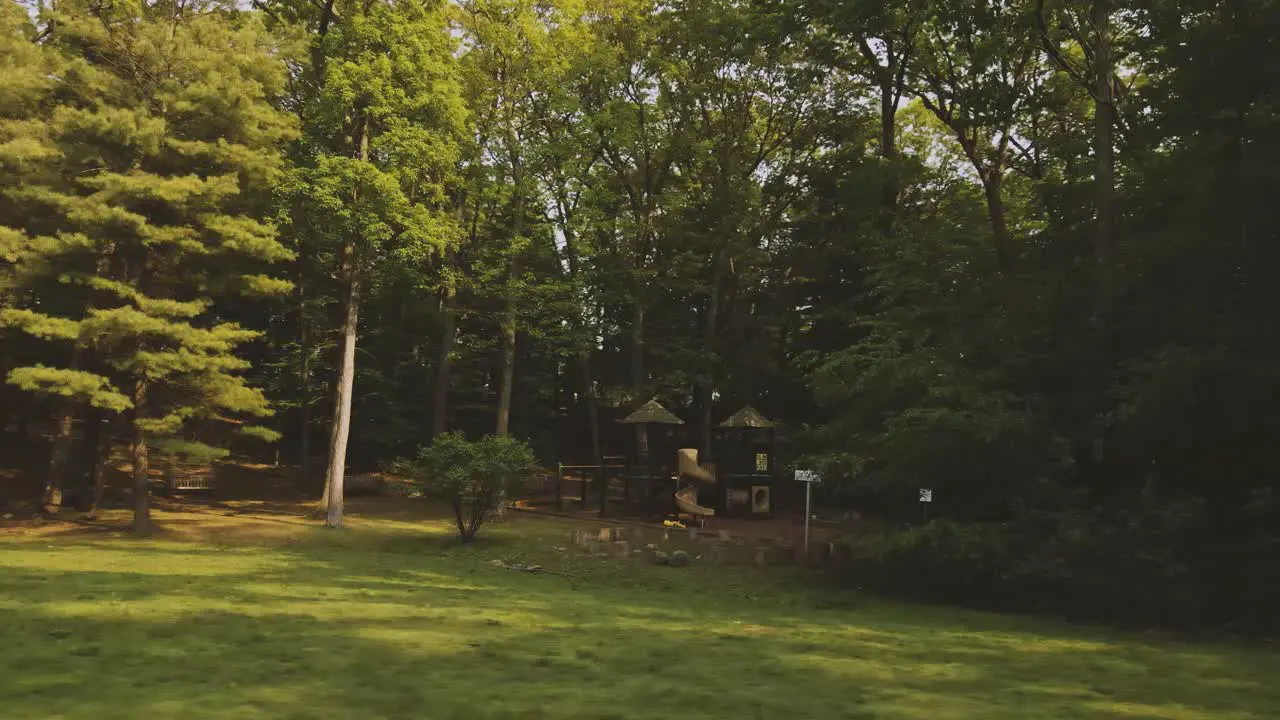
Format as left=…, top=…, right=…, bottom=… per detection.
left=555, top=461, right=630, bottom=514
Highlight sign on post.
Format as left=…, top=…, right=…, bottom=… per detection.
left=795, top=469, right=821, bottom=484
left=919, top=488, right=933, bottom=503
left=795, top=470, right=821, bottom=556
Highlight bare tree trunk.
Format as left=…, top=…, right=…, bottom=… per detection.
left=298, top=261, right=313, bottom=490
left=857, top=33, right=909, bottom=237
left=322, top=114, right=369, bottom=526
left=1094, top=0, right=1115, bottom=331
left=323, top=240, right=360, bottom=528
left=878, top=72, right=899, bottom=237
left=579, top=350, right=601, bottom=463
left=496, top=165, right=525, bottom=437
left=981, top=171, right=1012, bottom=273
left=86, top=413, right=110, bottom=519
left=553, top=216, right=601, bottom=465
left=43, top=405, right=73, bottom=514
left=630, top=302, right=648, bottom=461
left=434, top=193, right=479, bottom=439
left=496, top=248, right=518, bottom=437
left=698, top=252, right=727, bottom=458
left=496, top=310, right=516, bottom=436
left=431, top=276, right=457, bottom=438
left=131, top=378, right=150, bottom=535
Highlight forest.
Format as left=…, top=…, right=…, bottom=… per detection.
left=2, top=0, right=1277, bottom=630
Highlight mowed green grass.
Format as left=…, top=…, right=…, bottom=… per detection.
left=0, top=502, right=1276, bottom=720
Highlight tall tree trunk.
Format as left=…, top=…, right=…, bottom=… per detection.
left=131, top=378, right=150, bottom=535
left=322, top=113, right=369, bottom=526
left=1094, top=0, right=1115, bottom=332
left=297, top=260, right=312, bottom=489
left=698, top=252, right=727, bottom=458
left=496, top=166, right=525, bottom=437
left=496, top=260, right=517, bottom=436
left=43, top=403, right=73, bottom=514
left=323, top=240, right=360, bottom=528
left=554, top=217, right=601, bottom=465
left=981, top=171, right=1012, bottom=273
left=630, top=302, right=648, bottom=461
left=431, top=275, right=457, bottom=438
left=859, top=34, right=908, bottom=237
left=580, top=350, right=601, bottom=464
left=878, top=72, right=899, bottom=237
left=85, top=411, right=110, bottom=519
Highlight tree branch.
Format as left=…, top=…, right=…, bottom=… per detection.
left=1034, top=0, right=1090, bottom=89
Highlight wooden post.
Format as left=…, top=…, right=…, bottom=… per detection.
left=598, top=463, right=606, bottom=517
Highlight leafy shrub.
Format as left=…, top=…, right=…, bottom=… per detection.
left=396, top=433, right=536, bottom=543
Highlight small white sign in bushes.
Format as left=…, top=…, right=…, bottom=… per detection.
left=795, top=470, right=821, bottom=554
left=795, top=469, right=821, bottom=484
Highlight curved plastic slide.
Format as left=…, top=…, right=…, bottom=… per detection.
left=675, top=484, right=715, bottom=517
left=677, top=448, right=715, bottom=484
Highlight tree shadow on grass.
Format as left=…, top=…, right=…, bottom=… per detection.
left=1, top=522, right=1278, bottom=720
left=0, top=566, right=875, bottom=719
left=3, top=566, right=1275, bottom=720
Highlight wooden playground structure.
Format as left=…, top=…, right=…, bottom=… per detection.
left=525, top=399, right=788, bottom=527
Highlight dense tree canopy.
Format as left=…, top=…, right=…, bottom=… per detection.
left=2, top=0, right=1277, bottom=628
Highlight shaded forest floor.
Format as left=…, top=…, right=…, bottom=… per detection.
left=1, top=500, right=1277, bottom=719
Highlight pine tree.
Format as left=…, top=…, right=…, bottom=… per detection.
left=0, top=0, right=295, bottom=531
left=0, top=4, right=68, bottom=475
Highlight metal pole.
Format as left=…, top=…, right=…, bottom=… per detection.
left=803, top=481, right=812, bottom=559
left=555, top=462, right=562, bottom=512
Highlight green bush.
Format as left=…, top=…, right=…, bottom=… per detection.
left=396, top=433, right=536, bottom=543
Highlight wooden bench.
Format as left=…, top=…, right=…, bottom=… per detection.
left=157, top=465, right=216, bottom=495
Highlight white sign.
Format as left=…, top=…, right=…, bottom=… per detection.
left=919, top=488, right=933, bottom=503
left=794, top=470, right=821, bottom=484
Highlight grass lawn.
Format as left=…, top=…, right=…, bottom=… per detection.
left=0, top=499, right=1276, bottom=720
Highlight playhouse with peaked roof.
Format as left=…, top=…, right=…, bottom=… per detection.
left=711, top=406, right=779, bottom=517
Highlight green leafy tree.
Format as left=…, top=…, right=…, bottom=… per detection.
left=456, top=0, right=598, bottom=437
left=911, top=0, right=1045, bottom=271
left=281, top=0, right=466, bottom=527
